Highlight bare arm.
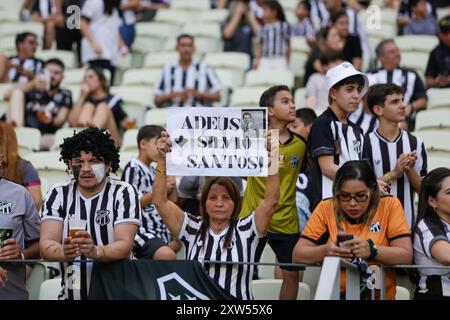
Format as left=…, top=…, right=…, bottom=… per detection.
left=285, top=40, right=291, bottom=63
left=152, top=132, right=185, bottom=238
left=68, top=84, right=89, bottom=127
left=247, top=10, right=261, bottom=35
left=430, top=240, right=450, bottom=266
left=91, top=224, right=138, bottom=261
left=53, top=0, right=65, bottom=28
left=23, top=240, right=40, bottom=259
left=217, top=0, right=229, bottom=9
left=253, top=43, right=262, bottom=69
left=318, top=155, right=339, bottom=180
left=3, top=77, right=40, bottom=101
left=222, top=6, right=243, bottom=39
left=27, top=185, right=42, bottom=210
left=293, top=238, right=353, bottom=264
left=39, top=220, right=66, bottom=261
left=155, top=92, right=179, bottom=108
left=405, top=168, right=422, bottom=193
left=52, top=106, right=70, bottom=128
left=197, top=91, right=221, bottom=103
left=167, top=176, right=178, bottom=203
left=254, top=131, right=280, bottom=235
left=352, top=57, right=362, bottom=71
left=80, top=18, right=101, bottom=55
left=121, top=0, right=140, bottom=11
left=410, top=97, right=427, bottom=113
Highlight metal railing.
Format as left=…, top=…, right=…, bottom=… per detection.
left=314, top=257, right=360, bottom=300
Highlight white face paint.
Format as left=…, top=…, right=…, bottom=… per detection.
left=91, top=163, right=106, bottom=183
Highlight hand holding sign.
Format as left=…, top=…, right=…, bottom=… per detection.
left=267, top=129, right=279, bottom=176
left=157, top=131, right=172, bottom=158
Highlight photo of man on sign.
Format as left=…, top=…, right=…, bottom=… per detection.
left=166, top=107, right=269, bottom=177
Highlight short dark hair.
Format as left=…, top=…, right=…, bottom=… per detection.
left=375, top=38, right=395, bottom=58
left=44, top=58, right=65, bottom=70
left=295, top=108, right=317, bottom=126
left=329, top=75, right=365, bottom=104
left=15, top=32, right=37, bottom=49
left=59, top=127, right=120, bottom=174
left=410, top=0, right=424, bottom=7
left=259, top=85, right=290, bottom=108
left=137, top=125, right=164, bottom=149
left=242, top=112, right=252, bottom=118
left=177, top=34, right=194, bottom=44
left=330, top=9, right=347, bottom=25
left=298, top=0, right=311, bottom=12
left=263, top=0, right=286, bottom=22
left=319, top=50, right=343, bottom=66
left=366, top=83, right=404, bottom=115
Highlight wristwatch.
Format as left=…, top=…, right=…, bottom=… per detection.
left=367, top=238, right=378, bottom=260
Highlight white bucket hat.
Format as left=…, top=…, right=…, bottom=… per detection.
left=325, top=61, right=369, bottom=96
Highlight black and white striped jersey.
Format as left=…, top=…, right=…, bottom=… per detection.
left=41, top=178, right=141, bottom=300
left=364, top=129, right=427, bottom=228
left=121, top=158, right=172, bottom=246
left=413, top=215, right=450, bottom=297
left=366, top=68, right=427, bottom=105
left=309, top=0, right=329, bottom=30
left=178, top=211, right=263, bottom=300
left=8, top=56, right=44, bottom=84
left=309, top=107, right=365, bottom=210
left=349, top=104, right=379, bottom=135
left=153, top=61, right=221, bottom=107
left=257, top=21, right=290, bottom=58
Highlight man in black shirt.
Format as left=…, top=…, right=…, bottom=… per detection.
left=6, top=58, right=72, bottom=149
left=425, top=15, right=450, bottom=88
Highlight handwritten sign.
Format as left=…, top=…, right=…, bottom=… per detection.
left=166, top=107, right=268, bottom=177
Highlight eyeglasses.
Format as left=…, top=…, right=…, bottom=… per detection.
left=337, top=193, right=369, bottom=202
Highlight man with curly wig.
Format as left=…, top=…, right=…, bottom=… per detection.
left=39, top=127, right=141, bottom=300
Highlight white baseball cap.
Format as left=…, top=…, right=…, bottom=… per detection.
left=325, top=61, right=369, bottom=96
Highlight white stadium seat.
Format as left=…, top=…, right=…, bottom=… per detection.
left=198, top=9, right=229, bottom=23
left=245, top=70, right=295, bottom=88
left=51, top=127, right=86, bottom=151
left=427, top=155, right=450, bottom=170
left=23, top=152, right=70, bottom=190
left=14, top=127, right=41, bottom=156
left=230, top=87, right=267, bottom=108
left=0, top=22, right=44, bottom=39
left=144, top=51, right=179, bottom=69
left=171, top=0, right=209, bottom=11
left=294, top=88, right=307, bottom=108
left=413, top=130, right=450, bottom=154
left=122, top=68, right=160, bottom=87
left=427, top=88, right=450, bottom=109
left=394, top=35, right=438, bottom=54
left=154, top=10, right=191, bottom=25
left=144, top=108, right=168, bottom=127
left=36, top=50, right=76, bottom=69
left=415, top=110, right=450, bottom=131
left=203, top=52, right=251, bottom=72
left=251, top=279, right=310, bottom=300
left=121, top=129, right=139, bottom=153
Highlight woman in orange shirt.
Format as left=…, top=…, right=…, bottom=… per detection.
left=293, top=160, right=413, bottom=299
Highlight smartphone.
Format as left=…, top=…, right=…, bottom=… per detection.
left=0, top=228, right=13, bottom=248
left=337, top=233, right=353, bottom=247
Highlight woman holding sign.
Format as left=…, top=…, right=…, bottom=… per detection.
left=153, top=131, right=279, bottom=300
